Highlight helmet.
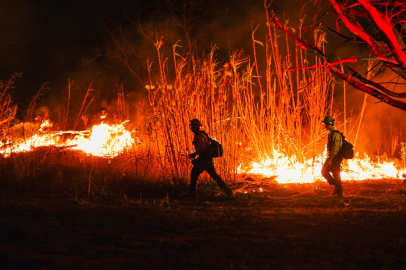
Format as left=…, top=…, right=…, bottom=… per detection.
left=322, top=116, right=335, bottom=125
left=190, top=119, right=202, bottom=128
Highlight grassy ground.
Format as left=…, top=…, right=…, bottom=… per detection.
left=1, top=179, right=406, bottom=270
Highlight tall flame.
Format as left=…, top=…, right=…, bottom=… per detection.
left=0, top=121, right=134, bottom=158
left=68, top=122, right=134, bottom=156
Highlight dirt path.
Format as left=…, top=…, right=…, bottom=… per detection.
left=1, top=180, right=406, bottom=269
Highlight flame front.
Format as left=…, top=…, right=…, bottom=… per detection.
left=239, top=150, right=406, bottom=183
left=1, top=121, right=405, bottom=182
left=68, top=122, right=134, bottom=156
left=0, top=121, right=134, bottom=158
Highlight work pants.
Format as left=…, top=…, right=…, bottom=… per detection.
left=321, top=155, right=343, bottom=195
left=189, top=159, right=230, bottom=194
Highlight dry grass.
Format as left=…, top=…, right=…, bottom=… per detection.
left=133, top=7, right=337, bottom=183
left=1, top=5, right=403, bottom=203
left=0, top=74, right=18, bottom=131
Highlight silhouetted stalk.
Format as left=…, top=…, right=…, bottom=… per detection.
left=354, top=60, right=373, bottom=147
left=73, top=85, right=94, bottom=130
left=155, top=38, right=180, bottom=180
left=64, top=80, right=71, bottom=130
left=137, top=5, right=337, bottom=181
left=340, top=62, right=347, bottom=135
left=252, top=22, right=263, bottom=96
left=26, top=84, right=46, bottom=122
left=117, top=85, right=126, bottom=122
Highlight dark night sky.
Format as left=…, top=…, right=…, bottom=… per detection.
left=0, top=0, right=126, bottom=102
left=0, top=0, right=383, bottom=110
left=0, top=0, right=358, bottom=105
left=1, top=0, right=363, bottom=121
left=0, top=0, right=273, bottom=104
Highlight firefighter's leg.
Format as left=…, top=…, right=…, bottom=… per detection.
left=321, top=164, right=335, bottom=185
left=205, top=162, right=233, bottom=197
left=332, top=170, right=342, bottom=196
left=189, top=163, right=205, bottom=196
left=331, top=157, right=343, bottom=196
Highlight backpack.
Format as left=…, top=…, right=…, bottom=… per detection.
left=208, top=139, right=224, bottom=158
left=200, top=131, right=224, bottom=158
left=333, top=130, right=355, bottom=159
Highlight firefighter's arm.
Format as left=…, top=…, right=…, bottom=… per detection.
left=325, top=132, right=343, bottom=166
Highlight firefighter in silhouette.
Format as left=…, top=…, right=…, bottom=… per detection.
left=184, top=119, right=233, bottom=198
left=321, top=116, right=344, bottom=197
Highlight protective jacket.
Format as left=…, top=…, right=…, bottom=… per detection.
left=192, top=131, right=211, bottom=161
left=188, top=130, right=232, bottom=197
left=322, top=128, right=344, bottom=196
left=327, top=129, right=343, bottom=161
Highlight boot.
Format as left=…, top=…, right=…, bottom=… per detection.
left=224, top=187, right=234, bottom=198
left=217, top=181, right=233, bottom=197
left=334, top=182, right=343, bottom=198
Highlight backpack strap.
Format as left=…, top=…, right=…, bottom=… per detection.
left=198, top=130, right=213, bottom=142
left=332, top=130, right=345, bottom=141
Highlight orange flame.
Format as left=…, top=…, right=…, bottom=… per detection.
left=0, top=121, right=135, bottom=158
left=69, top=121, right=134, bottom=157
left=238, top=150, right=406, bottom=183
left=1, top=121, right=405, bottom=182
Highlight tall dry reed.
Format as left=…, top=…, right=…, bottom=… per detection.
left=137, top=5, right=337, bottom=182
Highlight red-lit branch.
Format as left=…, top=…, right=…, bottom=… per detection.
left=328, top=0, right=399, bottom=66
left=269, top=0, right=406, bottom=111
left=287, top=58, right=358, bottom=71
left=349, top=68, right=406, bottom=98
left=331, top=67, right=406, bottom=110
left=358, top=0, right=406, bottom=69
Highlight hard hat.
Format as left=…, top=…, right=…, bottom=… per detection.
left=190, top=119, right=202, bottom=127
left=322, top=116, right=335, bottom=125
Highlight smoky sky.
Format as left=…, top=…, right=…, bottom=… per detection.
left=0, top=1, right=233, bottom=98
left=0, top=0, right=327, bottom=98
left=0, top=0, right=125, bottom=102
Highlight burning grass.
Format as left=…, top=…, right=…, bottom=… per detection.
left=1, top=3, right=406, bottom=268
left=0, top=3, right=405, bottom=202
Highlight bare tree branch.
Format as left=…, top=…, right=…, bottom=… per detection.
left=331, top=66, right=406, bottom=110
left=269, top=0, right=406, bottom=111
left=357, top=0, right=406, bottom=69
left=349, top=67, right=406, bottom=98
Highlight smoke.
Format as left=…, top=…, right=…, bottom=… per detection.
left=213, top=1, right=266, bottom=52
